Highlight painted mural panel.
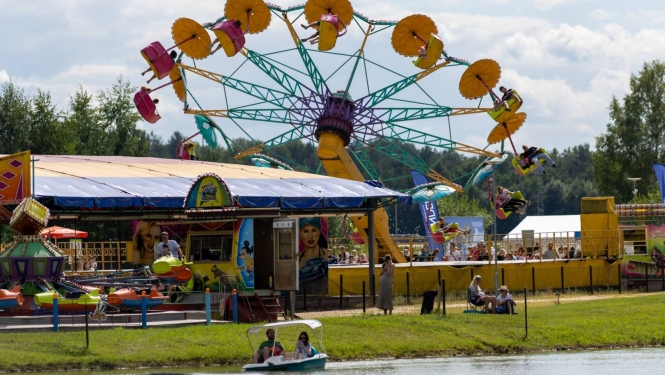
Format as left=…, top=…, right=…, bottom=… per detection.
left=298, top=217, right=329, bottom=292
left=236, top=218, right=254, bottom=289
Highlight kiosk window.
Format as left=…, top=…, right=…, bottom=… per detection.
left=189, top=234, right=233, bottom=262
left=277, top=228, right=293, bottom=260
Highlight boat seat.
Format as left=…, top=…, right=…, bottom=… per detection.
left=140, top=41, right=175, bottom=80
left=413, top=33, right=444, bottom=69
left=65, top=291, right=85, bottom=299
left=212, top=20, right=246, bottom=57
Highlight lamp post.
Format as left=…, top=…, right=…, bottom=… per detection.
left=486, top=159, right=504, bottom=296
left=628, top=178, right=641, bottom=204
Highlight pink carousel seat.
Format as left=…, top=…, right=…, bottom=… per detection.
left=212, top=20, right=246, bottom=57
left=133, top=88, right=160, bottom=124
left=140, top=42, right=175, bottom=80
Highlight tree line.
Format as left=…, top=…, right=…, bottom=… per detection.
left=1, top=60, right=664, bottom=239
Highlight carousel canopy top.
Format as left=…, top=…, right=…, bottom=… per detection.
left=23, top=155, right=409, bottom=210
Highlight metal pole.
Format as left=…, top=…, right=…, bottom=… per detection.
left=141, top=292, right=147, bottom=329
left=232, top=289, right=238, bottom=324
left=367, top=202, right=376, bottom=299
left=406, top=272, right=410, bottom=304
left=53, top=293, right=59, bottom=333
left=205, top=288, right=211, bottom=326
left=618, top=262, right=622, bottom=294
left=362, top=281, right=366, bottom=313
left=339, top=274, right=343, bottom=309
left=84, top=303, right=89, bottom=349
left=492, top=171, right=499, bottom=295
left=442, top=278, right=446, bottom=316
left=524, top=287, right=528, bottom=338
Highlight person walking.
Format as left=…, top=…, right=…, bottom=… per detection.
left=377, top=255, right=395, bottom=315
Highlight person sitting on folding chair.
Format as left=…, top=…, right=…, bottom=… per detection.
left=468, top=275, right=496, bottom=313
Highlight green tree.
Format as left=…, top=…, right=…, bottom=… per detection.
left=0, top=82, right=31, bottom=154
left=29, top=90, right=76, bottom=155
left=97, top=76, right=148, bottom=156
left=65, top=86, right=108, bottom=155
left=593, top=60, right=665, bottom=203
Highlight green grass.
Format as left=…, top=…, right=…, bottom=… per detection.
left=1, top=293, right=665, bottom=372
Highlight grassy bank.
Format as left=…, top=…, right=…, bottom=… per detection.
left=1, top=293, right=664, bottom=373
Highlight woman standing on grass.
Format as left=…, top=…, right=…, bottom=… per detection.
left=377, top=255, right=395, bottom=315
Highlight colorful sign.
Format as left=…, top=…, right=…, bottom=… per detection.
left=411, top=170, right=444, bottom=256
left=0, top=151, right=31, bottom=205
left=184, top=173, right=233, bottom=209
left=298, top=217, right=329, bottom=286
left=236, top=219, right=254, bottom=289
left=647, top=223, right=665, bottom=253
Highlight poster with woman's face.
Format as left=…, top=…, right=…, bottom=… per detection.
left=132, top=221, right=161, bottom=266
left=298, top=217, right=329, bottom=283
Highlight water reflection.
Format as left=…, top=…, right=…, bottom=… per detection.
left=26, top=348, right=665, bottom=375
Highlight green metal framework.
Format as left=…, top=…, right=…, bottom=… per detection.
left=179, top=3, right=499, bottom=189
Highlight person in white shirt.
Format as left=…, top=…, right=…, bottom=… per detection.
left=154, top=231, right=184, bottom=261
left=444, top=243, right=462, bottom=262
left=495, top=285, right=516, bottom=314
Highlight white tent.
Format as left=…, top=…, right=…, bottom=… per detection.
left=505, top=215, right=580, bottom=239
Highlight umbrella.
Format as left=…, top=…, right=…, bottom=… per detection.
left=169, top=67, right=186, bottom=102
left=467, top=153, right=508, bottom=187
left=250, top=154, right=294, bottom=170
left=304, top=0, right=354, bottom=30
left=41, top=226, right=88, bottom=239
left=391, top=14, right=438, bottom=57
left=487, top=112, right=527, bottom=145
left=224, top=0, right=271, bottom=34
left=459, top=59, right=502, bottom=100
left=407, top=182, right=456, bottom=204
left=194, top=115, right=220, bottom=149
left=171, top=18, right=212, bottom=60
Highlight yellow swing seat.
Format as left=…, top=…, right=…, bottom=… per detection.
left=495, top=191, right=527, bottom=219
left=413, top=33, right=444, bottom=69
left=318, top=14, right=347, bottom=51
left=511, top=149, right=547, bottom=177
left=428, top=222, right=463, bottom=244
left=488, top=90, right=523, bottom=123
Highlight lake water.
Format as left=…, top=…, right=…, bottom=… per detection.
left=28, top=347, right=665, bottom=375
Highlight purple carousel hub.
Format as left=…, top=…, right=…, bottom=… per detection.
left=315, top=95, right=356, bottom=146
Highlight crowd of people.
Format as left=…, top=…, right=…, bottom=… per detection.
left=326, top=246, right=369, bottom=265
left=398, top=241, right=583, bottom=262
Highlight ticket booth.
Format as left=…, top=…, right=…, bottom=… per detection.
left=273, top=218, right=299, bottom=291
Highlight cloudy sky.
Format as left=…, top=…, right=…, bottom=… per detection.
left=1, top=0, right=664, bottom=155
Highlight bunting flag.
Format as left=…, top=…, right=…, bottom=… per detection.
left=0, top=151, right=31, bottom=205
left=653, top=163, right=665, bottom=203
left=411, top=170, right=444, bottom=258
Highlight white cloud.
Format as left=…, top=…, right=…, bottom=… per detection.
left=532, top=0, right=593, bottom=10
left=0, top=0, right=663, bottom=154
left=590, top=9, right=618, bottom=20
